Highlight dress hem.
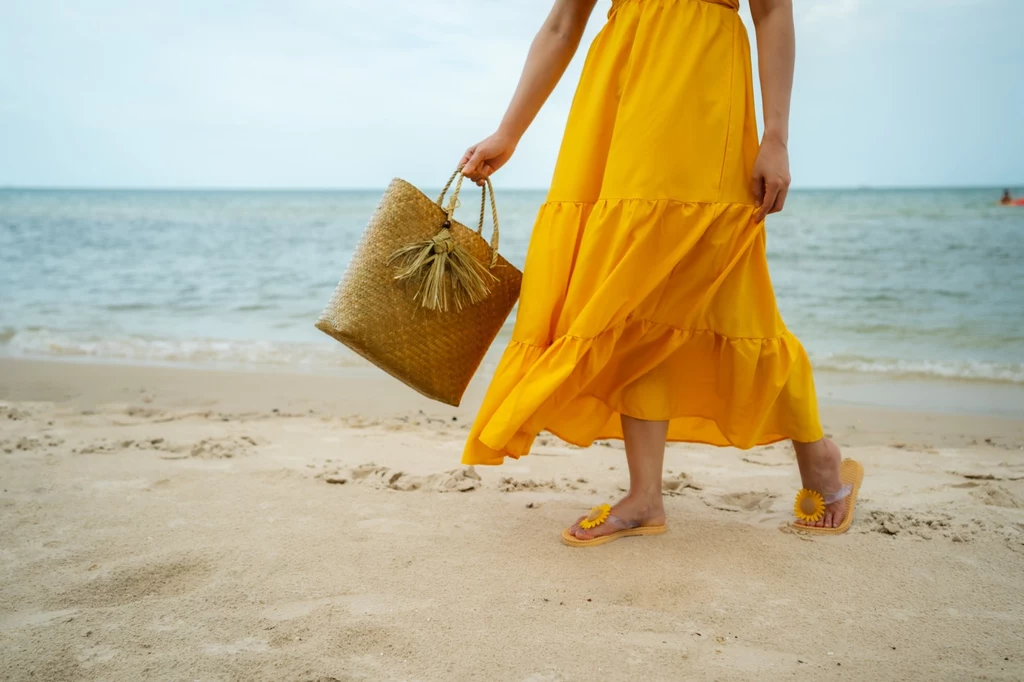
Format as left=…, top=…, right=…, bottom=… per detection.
left=462, top=317, right=823, bottom=466
left=463, top=415, right=805, bottom=467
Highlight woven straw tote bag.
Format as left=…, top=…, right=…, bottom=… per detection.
left=316, top=168, right=522, bottom=406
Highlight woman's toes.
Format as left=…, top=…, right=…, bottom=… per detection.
left=823, top=510, right=834, bottom=528
left=829, top=502, right=846, bottom=527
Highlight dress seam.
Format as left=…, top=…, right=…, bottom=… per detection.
left=610, top=0, right=740, bottom=16
left=511, top=320, right=793, bottom=348
left=539, top=198, right=758, bottom=208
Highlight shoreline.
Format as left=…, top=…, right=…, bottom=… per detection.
left=2, top=355, right=1023, bottom=421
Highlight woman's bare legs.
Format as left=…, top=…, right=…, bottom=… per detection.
left=569, top=416, right=668, bottom=540
left=792, top=438, right=846, bottom=528
left=567, top=420, right=846, bottom=536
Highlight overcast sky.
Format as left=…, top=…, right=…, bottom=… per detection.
left=1, top=0, right=1021, bottom=189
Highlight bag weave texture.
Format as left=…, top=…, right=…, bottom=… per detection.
left=316, top=175, right=522, bottom=406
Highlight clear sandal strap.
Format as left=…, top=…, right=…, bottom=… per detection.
left=604, top=514, right=640, bottom=530
left=822, top=483, right=853, bottom=505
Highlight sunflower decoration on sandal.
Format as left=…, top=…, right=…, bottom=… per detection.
left=579, top=503, right=611, bottom=529
left=793, top=488, right=826, bottom=523
left=562, top=502, right=667, bottom=547
left=788, top=459, right=866, bottom=535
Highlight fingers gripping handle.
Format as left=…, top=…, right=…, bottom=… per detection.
left=435, top=166, right=500, bottom=266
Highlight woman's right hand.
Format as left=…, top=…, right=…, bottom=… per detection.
left=460, top=132, right=518, bottom=186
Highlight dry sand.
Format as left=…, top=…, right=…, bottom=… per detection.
left=1, top=358, right=1023, bottom=681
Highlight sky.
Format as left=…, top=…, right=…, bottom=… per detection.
left=1, top=0, right=1022, bottom=189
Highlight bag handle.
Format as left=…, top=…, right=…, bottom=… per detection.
left=435, top=167, right=500, bottom=267
left=388, top=168, right=501, bottom=312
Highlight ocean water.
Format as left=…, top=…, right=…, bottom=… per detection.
left=1, top=187, right=1022, bottom=384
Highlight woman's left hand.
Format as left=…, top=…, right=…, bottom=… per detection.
left=460, top=132, right=518, bottom=186
left=751, top=136, right=791, bottom=222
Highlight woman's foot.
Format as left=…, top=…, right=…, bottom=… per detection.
left=566, top=493, right=666, bottom=541
left=564, top=416, right=668, bottom=542
left=792, top=437, right=847, bottom=528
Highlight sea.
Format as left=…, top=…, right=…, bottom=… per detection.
left=1, top=187, right=1022, bottom=389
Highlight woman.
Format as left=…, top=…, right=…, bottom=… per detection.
left=459, top=0, right=862, bottom=544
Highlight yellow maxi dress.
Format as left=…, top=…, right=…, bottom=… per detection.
left=463, top=0, right=823, bottom=466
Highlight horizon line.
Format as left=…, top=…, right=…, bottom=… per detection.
left=1, top=183, right=1022, bottom=193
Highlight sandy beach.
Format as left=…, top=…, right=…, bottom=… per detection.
left=1, top=357, right=1023, bottom=681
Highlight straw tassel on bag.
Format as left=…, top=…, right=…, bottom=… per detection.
left=315, top=167, right=521, bottom=406
left=387, top=171, right=499, bottom=312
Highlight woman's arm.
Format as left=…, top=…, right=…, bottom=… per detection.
left=749, top=0, right=795, bottom=221
left=461, top=0, right=598, bottom=185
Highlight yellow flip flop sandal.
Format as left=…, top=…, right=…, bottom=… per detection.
left=561, top=504, right=668, bottom=547
left=791, top=459, right=864, bottom=535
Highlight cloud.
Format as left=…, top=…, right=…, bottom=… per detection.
left=0, top=0, right=1021, bottom=187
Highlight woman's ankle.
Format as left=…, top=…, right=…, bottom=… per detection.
left=618, top=490, right=664, bottom=516
left=793, top=438, right=843, bottom=492
left=793, top=437, right=840, bottom=462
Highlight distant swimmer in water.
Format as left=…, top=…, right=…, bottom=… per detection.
left=1000, top=189, right=1013, bottom=205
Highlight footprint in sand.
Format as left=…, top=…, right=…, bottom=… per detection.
left=498, top=477, right=561, bottom=492
left=114, top=407, right=231, bottom=424
left=394, top=468, right=481, bottom=492
left=75, top=438, right=182, bottom=456
left=122, top=406, right=165, bottom=419
left=662, top=472, right=701, bottom=495
left=0, top=404, right=34, bottom=421
left=704, top=490, right=776, bottom=513
left=58, top=556, right=211, bottom=608
left=187, top=435, right=262, bottom=459
left=969, top=483, right=1023, bottom=509
left=340, top=415, right=380, bottom=429
left=341, top=414, right=461, bottom=436
left=320, top=463, right=481, bottom=492
left=949, top=469, right=1024, bottom=483
left=74, top=435, right=262, bottom=459
left=862, top=510, right=983, bottom=542
left=889, top=442, right=938, bottom=453
left=2, top=434, right=64, bottom=453
left=497, top=476, right=589, bottom=492
left=970, top=437, right=1024, bottom=451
